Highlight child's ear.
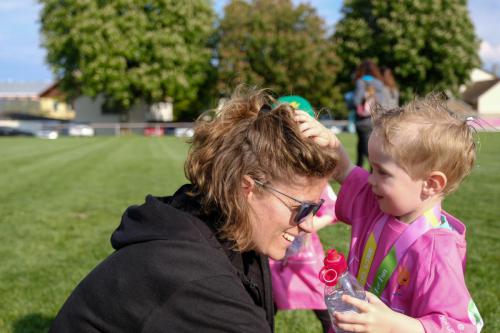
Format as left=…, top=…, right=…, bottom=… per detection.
left=422, top=171, right=447, bottom=197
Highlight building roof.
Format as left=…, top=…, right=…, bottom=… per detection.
left=0, top=82, right=52, bottom=98
left=39, top=82, right=64, bottom=98
left=446, top=98, right=476, bottom=115
left=462, top=79, right=500, bottom=104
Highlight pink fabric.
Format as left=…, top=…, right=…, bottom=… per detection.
left=335, top=167, right=482, bottom=333
left=269, top=185, right=337, bottom=310
left=316, top=184, right=337, bottom=218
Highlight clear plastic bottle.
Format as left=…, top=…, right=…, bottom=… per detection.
left=281, top=233, right=306, bottom=267
left=319, top=249, right=367, bottom=333
left=285, top=233, right=306, bottom=257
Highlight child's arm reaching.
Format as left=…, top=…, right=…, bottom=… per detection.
left=335, top=292, right=425, bottom=333
left=312, top=214, right=335, bottom=232
left=313, top=184, right=338, bottom=231
left=294, top=110, right=355, bottom=183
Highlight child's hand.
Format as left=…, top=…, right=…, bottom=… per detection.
left=334, top=292, right=424, bottom=333
left=294, top=110, right=339, bottom=150
left=294, top=109, right=354, bottom=184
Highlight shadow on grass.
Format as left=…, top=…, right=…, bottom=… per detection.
left=12, top=313, right=54, bottom=333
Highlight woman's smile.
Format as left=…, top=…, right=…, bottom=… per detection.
left=282, top=231, right=296, bottom=243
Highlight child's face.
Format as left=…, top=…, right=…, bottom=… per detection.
left=367, top=131, right=426, bottom=223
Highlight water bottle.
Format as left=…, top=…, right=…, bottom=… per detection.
left=286, top=233, right=306, bottom=257
left=319, top=249, right=367, bottom=333
left=281, top=233, right=306, bottom=268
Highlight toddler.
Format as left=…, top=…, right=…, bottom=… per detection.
left=295, top=95, right=483, bottom=333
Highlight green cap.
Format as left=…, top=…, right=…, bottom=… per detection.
left=276, top=95, right=315, bottom=117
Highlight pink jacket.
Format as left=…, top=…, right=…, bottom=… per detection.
left=335, top=167, right=483, bottom=332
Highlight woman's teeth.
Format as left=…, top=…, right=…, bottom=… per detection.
left=282, top=232, right=295, bottom=242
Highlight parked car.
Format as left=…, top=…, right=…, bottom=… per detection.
left=60, top=123, right=95, bottom=137
left=144, top=126, right=164, bottom=137
left=0, top=126, right=35, bottom=137
left=174, top=127, right=194, bottom=137
left=36, top=129, right=59, bottom=139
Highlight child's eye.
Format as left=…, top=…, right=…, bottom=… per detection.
left=375, top=168, right=389, bottom=176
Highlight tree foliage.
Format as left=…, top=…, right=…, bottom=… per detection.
left=39, top=0, right=215, bottom=119
left=333, top=0, right=480, bottom=101
left=217, top=0, right=344, bottom=116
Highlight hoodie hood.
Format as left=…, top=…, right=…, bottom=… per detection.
left=111, top=184, right=221, bottom=250
left=109, top=185, right=275, bottom=330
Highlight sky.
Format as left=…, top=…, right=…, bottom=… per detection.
left=0, top=0, right=499, bottom=82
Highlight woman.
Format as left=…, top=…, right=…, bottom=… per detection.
left=49, top=87, right=337, bottom=332
left=380, top=66, right=399, bottom=109
left=353, top=60, right=385, bottom=168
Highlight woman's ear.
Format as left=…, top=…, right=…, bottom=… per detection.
left=241, top=175, right=256, bottom=199
left=422, top=171, right=447, bottom=197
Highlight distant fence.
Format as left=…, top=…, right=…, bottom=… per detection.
left=3, top=118, right=499, bottom=137
left=61, top=120, right=351, bottom=137
left=99, top=120, right=349, bottom=136
left=88, top=122, right=196, bottom=136
left=84, top=118, right=500, bottom=136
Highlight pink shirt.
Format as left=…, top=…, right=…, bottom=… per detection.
left=335, top=167, right=483, bottom=333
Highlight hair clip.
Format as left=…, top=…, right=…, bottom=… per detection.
left=464, top=116, right=479, bottom=128
left=259, top=104, right=272, bottom=113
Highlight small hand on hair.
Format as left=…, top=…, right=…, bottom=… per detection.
left=294, top=109, right=354, bottom=184
left=293, top=110, right=340, bottom=150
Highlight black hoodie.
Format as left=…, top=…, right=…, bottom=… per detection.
left=50, top=185, right=274, bottom=333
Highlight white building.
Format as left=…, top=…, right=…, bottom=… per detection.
left=469, top=68, right=496, bottom=82
left=462, top=68, right=500, bottom=117
left=74, top=95, right=173, bottom=123
left=0, top=81, right=75, bottom=120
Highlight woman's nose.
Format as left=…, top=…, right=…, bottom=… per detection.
left=298, top=214, right=314, bottom=233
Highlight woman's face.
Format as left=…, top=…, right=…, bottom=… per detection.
left=247, top=175, right=329, bottom=260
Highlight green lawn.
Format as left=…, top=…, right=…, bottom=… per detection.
left=0, top=133, right=498, bottom=333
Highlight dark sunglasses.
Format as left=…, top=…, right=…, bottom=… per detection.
left=254, top=180, right=324, bottom=225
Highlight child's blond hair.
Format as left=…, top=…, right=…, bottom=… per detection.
left=371, top=94, right=476, bottom=195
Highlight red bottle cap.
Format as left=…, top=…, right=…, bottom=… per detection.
left=318, top=249, right=347, bottom=286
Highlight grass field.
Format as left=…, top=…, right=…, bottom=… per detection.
left=0, top=133, right=498, bottom=333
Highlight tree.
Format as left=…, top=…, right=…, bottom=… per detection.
left=333, top=0, right=480, bottom=101
left=217, top=0, right=344, bottom=116
left=39, top=0, right=215, bottom=120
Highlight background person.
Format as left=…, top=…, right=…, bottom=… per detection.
left=49, top=87, right=338, bottom=333
left=380, top=66, right=399, bottom=109
left=353, top=60, right=385, bottom=168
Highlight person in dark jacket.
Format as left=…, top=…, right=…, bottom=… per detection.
left=353, top=60, right=385, bottom=168
left=49, top=87, right=338, bottom=333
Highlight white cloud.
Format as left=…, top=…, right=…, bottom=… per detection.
left=480, top=40, right=500, bottom=64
